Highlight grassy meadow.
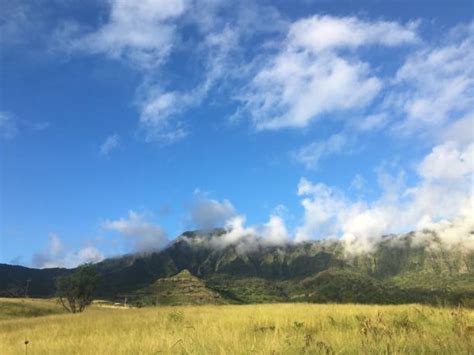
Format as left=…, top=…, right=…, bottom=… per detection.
left=0, top=298, right=473, bottom=354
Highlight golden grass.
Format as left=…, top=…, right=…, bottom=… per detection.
left=0, top=298, right=65, bottom=320
left=0, top=299, right=473, bottom=354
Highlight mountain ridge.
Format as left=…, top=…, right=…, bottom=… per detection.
left=1, top=228, right=473, bottom=305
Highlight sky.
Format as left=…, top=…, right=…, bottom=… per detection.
left=0, top=0, right=473, bottom=268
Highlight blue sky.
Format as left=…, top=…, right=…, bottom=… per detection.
left=1, top=0, right=473, bottom=267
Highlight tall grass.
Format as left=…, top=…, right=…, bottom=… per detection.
left=0, top=298, right=64, bottom=320
left=0, top=299, right=472, bottom=354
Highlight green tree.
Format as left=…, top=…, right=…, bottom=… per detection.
left=56, top=264, right=99, bottom=313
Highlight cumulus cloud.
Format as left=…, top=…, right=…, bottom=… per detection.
left=415, top=212, right=474, bottom=251
left=209, top=215, right=255, bottom=249
left=181, top=137, right=469, bottom=255
left=288, top=23, right=474, bottom=252
left=417, top=142, right=474, bottom=181
left=102, top=210, right=168, bottom=252
left=236, top=15, right=417, bottom=130
left=32, top=234, right=104, bottom=268
left=180, top=187, right=291, bottom=250
left=204, top=213, right=290, bottom=252
left=180, top=197, right=290, bottom=252
left=295, top=138, right=474, bottom=253
left=258, top=215, right=290, bottom=246
left=99, top=133, right=120, bottom=156
left=295, top=179, right=346, bottom=242
left=240, top=52, right=381, bottom=130
left=189, top=195, right=236, bottom=230
left=179, top=138, right=471, bottom=254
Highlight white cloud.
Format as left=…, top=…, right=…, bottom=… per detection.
left=0, top=112, right=18, bottom=139
left=389, top=22, right=474, bottom=134
left=53, top=0, right=196, bottom=143
left=294, top=133, right=348, bottom=169
left=57, top=9, right=422, bottom=142
left=416, top=211, right=474, bottom=250
left=189, top=195, right=236, bottom=230
left=137, top=25, right=240, bottom=143
left=242, top=52, right=382, bottom=130
left=137, top=88, right=191, bottom=143
left=99, top=133, right=120, bottom=156
left=71, top=247, right=104, bottom=266
left=181, top=187, right=290, bottom=249
left=287, top=15, right=418, bottom=52
left=210, top=215, right=255, bottom=249
left=71, top=0, right=189, bottom=69
left=237, top=15, right=418, bottom=130
left=441, top=112, right=474, bottom=147
left=56, top=0, right=242, bottom=144
left=291, top=30, right=474, bottom=251
left=258, top=215, right=290, bottom=246
left=32, top=234, right=104, bottom=268
left=417, top=142, right=474, bottom=181
left=102, top=210, right=168, bottom=252
left=206, top=213, right=290, bottom=252
left=295, top=179, right=346, bottom=242
left=295, top=138, right=474, bottom=253
left=355, top=113, right=389, bottom=132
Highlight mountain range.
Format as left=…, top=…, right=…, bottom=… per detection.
left=1, top=228, right=473, bottom=306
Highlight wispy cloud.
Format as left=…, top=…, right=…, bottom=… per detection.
left=294, top=133, right=349, bottom=169
left=0, top=111, right=50, bottom=140
left=99, top=133, right=120, bottom=156
left=387, top=22, right=474, bottom=136
left=0, top=112, right=18, bottom=140
left=51, top=1, right=283, bottom=144
left=65, top=0, right=189, bottom=69
left=136, top=88, right=191, bottom=144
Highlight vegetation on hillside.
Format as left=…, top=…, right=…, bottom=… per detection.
left=128, top=269, right=225, bottom=306
left=1, top=229, right=472, bottom=306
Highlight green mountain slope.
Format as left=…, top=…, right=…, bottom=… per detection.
left=0, top=228, right=472, bottom=305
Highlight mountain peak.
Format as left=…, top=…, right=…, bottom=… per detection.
left=173, top=269, right=193, bottom=278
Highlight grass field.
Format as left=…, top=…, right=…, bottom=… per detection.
left=0, top=298, right=473, bottom=354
